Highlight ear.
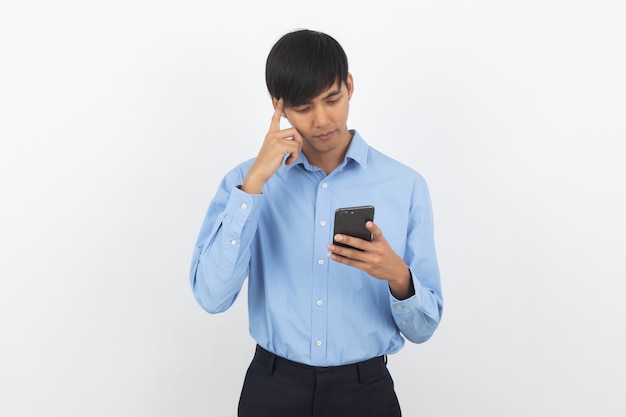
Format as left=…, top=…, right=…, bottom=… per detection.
left=346, top=73, right=354, bottom=100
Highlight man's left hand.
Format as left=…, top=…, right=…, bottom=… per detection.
left=327, top=221, right=414, bottom=300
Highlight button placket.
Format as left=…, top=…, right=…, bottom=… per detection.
left=310, top=177, right=332, bottom=364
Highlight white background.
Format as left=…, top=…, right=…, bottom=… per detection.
left=1, top=1, right=625, bottom=416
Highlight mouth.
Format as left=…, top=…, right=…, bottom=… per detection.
left=316, top=130, right=336, bottom=141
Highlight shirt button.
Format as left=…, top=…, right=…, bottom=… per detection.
left=231, top=240, right=237, bottom=245
left=320, top=220, right=326, bottom=227
left=316, top=299, right=323, bottom=306
left=318, top=259, right=325, bottom=265
left=240, top=203, right=248, bottom=210
left=401, top=321, right=408, bottom=325
left=322, top=183, right=328, bottom=189
left=316, top=340, right=323, bottom=347
left=395, top=305, right=403, bottom=309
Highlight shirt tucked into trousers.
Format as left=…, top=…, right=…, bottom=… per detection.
left=238, top=345, right=402, bottom=417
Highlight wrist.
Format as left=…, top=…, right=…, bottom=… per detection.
left=241, top=176, right=265, bottom=194
left=388, top=267, right=414, bottom=300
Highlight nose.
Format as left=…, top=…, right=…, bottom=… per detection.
left=313, top=106, right=329, bottom=128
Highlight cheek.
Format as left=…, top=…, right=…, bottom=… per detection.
left=287, top=115, right=311, bottom=131
left=334, top=108, right=345, bottom=119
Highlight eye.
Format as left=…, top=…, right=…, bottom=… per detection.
left=294, top=106, right=310, bottom=113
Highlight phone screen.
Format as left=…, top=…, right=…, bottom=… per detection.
left=333, top=205, right=375, bottom=250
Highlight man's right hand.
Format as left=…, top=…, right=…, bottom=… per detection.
left=241, top=98, right=303, bottom=194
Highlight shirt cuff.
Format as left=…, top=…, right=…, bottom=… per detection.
left=389, top=267, right=426, bottom=311
left=225, top=185, right=263, bottom=222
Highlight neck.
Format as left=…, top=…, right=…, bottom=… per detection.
left=304, top=132, right=353, bottom=175
left=311, top=155, right=345, bottom=176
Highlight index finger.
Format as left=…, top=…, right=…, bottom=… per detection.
left=269, top=98, right=284, bottom=132
left=332, top=233, right=368, bottom=252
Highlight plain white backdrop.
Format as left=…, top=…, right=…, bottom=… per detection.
left=1, top=1, right=625, bottom=416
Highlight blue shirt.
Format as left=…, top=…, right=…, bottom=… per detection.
left=190, top=130, right=443, bottom=366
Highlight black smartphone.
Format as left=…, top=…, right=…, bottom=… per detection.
left=333, top=205, right=375, bottom=250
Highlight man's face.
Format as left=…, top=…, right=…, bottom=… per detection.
left=274, top=73, right=354, bottom=167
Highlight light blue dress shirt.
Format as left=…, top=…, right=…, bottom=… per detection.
left=190, top=130, right=443, bottom=366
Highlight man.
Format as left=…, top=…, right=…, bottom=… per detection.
left=190, top=29, right=443, bottom=417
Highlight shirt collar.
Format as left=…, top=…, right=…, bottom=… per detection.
left=282, top=129, right=368, bottom=173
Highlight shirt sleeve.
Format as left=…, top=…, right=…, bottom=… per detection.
left=189, top=166, right=263, bottom=314
left=389, top=175, right=443, bottom=343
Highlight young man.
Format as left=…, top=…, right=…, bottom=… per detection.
left=190, top=29, right=443, bottom=417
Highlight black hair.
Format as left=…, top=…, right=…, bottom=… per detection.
left=265, top=29, right=349, bottom=107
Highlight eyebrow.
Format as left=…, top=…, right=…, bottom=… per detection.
left=292, top=89, right=341, bottom=107
left=322, top=89, right=341, bottom=100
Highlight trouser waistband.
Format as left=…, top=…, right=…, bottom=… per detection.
left=252, top=344, right=387, bottom=385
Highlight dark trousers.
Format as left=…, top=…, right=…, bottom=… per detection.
left=238, top=345, right=402, bottom=417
